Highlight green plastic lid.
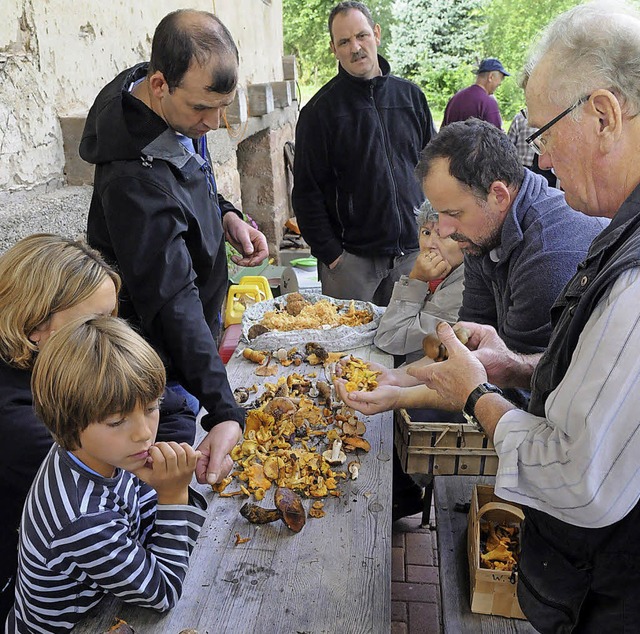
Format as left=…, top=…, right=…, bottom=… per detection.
left=289, top=257, right=318, bottom=268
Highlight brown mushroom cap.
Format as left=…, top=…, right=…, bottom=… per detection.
left=342, top=436, right=371, bottom=452
left=453, top=323, right=471, bottom=345
left=274, top=487, right=306, bottom=532
left=422, top=333, right=445, bottom=361
left=342, top=418, right=366, bottom=435
left=263, top=397, right=298, bottom=417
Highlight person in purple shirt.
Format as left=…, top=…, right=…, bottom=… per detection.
left=442, top=58, right=509, bottom=129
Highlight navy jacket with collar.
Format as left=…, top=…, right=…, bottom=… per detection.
left=80, top=63, right=244, bottom=429
left=292, top=55, right=436, bottom=266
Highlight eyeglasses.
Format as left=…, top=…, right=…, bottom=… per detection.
left=525, top=94, right=591, bottom=155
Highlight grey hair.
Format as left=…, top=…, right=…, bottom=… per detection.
left=523, top=1, right=640, bottom=117
left=415, top=200, right=439, bottom=227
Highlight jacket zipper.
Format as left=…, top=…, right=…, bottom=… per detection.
left=370, top=82, right=403, bottom=256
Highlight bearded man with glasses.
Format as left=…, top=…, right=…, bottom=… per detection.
left=406, top=2, right=640, bottom=631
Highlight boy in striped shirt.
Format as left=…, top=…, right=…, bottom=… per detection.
left=6, top=316, right=208, bottom=633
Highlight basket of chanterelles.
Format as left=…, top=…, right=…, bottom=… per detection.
left=467, top=484, right=526, bottom=619
left=215, top=356, right=382, bottom=533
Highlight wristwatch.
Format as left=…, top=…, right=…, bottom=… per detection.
left=462, top=382, right=503, bottom=429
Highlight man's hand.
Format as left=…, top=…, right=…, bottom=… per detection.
left=334, top=379, right=403, bottom=415
left=335, top=358, right=418, bottom=388
left=409, top=251, right=451, bottom=283
left=456, top=321, right=539, bottom=389
left=132, top=441, right=201, bottom=505
left=195, top=420, right=243, bottom=485
left=407, top=322, right=487, bottom=410
left=223, top=213, right=269, bottom=266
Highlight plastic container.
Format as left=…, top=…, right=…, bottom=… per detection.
left=218, top=323, right=242, bottom=364
left=224, top=284, right=263, bottom=327
left=239, top=275, right=273, bottom=300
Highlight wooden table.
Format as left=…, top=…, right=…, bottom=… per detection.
left=434, top=476, right=537, bottom=634
left=75, top=345, right=393, bottom=634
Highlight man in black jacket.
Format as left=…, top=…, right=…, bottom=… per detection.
left=80, top=9, right=268, bottom=486
left=292, top=1, right=436, bottom=305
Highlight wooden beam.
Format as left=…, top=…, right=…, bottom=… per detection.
left=282, top=54, right=297, bottom=82
left=224, top=85, right=247, bottom=126
left=247, top=83, right=274, bottom=117
left=271, top=80, right=293, bottom=108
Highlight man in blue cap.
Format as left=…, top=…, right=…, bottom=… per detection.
left=442, top=58, right=509, bottom=128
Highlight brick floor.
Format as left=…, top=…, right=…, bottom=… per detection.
left=391, top=503, right=442, bottom=634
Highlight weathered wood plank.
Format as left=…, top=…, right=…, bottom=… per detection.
left=247, top=83, right=274, bottom=117
left=75, top=345, right=392, bottom=633
left=282, top=54, right=298, bottom=82
left=434, top=476, right=537, bottom=634
left=224, top=85, right=248, bottom=126
left=271, top=80, right=293, bottom=108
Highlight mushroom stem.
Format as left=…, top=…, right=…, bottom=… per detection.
left=330, top=439, right=343, bottom=462
left=240, top=504, right=282, bottom=524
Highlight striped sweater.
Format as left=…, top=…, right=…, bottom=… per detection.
left=8, top=445, right=207, bottom=633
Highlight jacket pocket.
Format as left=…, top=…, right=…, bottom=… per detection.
left=517, top=518, right=590, bottom=634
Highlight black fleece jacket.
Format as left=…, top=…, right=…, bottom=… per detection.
left=292, top=56, right=436, bottom=266
left=80, top=63, right=244, bottom=429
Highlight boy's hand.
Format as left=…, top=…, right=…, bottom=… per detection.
left=133, top=442, right=201, bottom=505
left=409, top=251, right=451, bottom=283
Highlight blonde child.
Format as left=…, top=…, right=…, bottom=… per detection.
left=7, top=316, right=207, bottom=633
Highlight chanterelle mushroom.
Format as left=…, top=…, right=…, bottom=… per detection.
left=240, top=487, right=306, bottom=533
left=322, top=438, right=346, bottom=465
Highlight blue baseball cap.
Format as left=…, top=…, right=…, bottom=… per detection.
left=477, top=58, right=510, bottom=76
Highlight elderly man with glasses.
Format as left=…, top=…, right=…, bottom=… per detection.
left=408, top=3, right=640, bottom=631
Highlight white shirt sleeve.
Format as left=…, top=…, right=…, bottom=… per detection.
left=492, top=267, right=640, bottom=528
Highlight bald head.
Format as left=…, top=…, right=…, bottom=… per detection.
left=149, top=9, right=239, bottom=94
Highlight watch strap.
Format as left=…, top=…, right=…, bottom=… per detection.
left=462, top=382, right=503, bottom=428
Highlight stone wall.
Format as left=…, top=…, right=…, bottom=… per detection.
left=0, top=0, right=287, bottom=194
left=0, top=0, right=297, bottom=260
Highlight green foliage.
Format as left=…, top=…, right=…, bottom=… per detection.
left=481, top=0, right=582, bottom=119
left=282, top=0, right=336, bottom=86
left=387, top=0, right=484, bottom=113
left=282, top=0, right=631, bottom=118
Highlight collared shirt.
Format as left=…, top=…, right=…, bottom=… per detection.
left=507, top=112, right=537, bottom=167
left=493, top=266, right=640, bottom=528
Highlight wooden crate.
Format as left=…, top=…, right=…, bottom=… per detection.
left=394, top=408, right=499, bottom=475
